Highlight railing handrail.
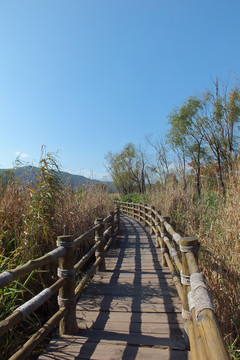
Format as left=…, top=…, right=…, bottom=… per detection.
left=0, top=206, right=120, bottom=360
left=116, top=200, right=230, bottom=360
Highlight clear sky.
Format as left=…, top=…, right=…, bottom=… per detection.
left=0, top=1, right=239, bottom=180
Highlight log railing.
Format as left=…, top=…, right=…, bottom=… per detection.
left=0, top=206, right=120, bottom=360
left=117, top=200, right=230, bottom=360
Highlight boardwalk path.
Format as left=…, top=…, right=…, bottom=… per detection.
left=39, top=215, right=190, bottom=360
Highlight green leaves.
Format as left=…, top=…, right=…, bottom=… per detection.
left=105, top=143, right=146, bottom=195
left=167, top=80, right=240, bottom=194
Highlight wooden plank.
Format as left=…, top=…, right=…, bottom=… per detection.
left=77, top=310, right=183, bottom=324
left=92, top=276, right=174, bottom=284
left=39, top=337, right=190, bottom=360
left=79, top=294, right=182, bottom=305
left=94, top=270, right=172, bottom=277
left=78, top=302, right=181, bottom=313
left=91, top=279, right=177, bottom=288
left=90, top=278, right=178, bottom=287
left=83, top=284, right=178, bottom=297
left=62, top=329, right=186, bottom=348
left=105, top=265, right=164, bottom=271
left=78, top=319, right=184, bottom=334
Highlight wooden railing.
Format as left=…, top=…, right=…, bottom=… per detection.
left=117, top=200, right=230, bottom=360
left=0, top=206, right=120, bottom=360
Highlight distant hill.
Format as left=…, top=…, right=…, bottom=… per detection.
left=0, top=166, right=116, bottom=192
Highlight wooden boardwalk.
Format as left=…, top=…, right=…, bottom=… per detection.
left=39, top=215, right=190, bottom=360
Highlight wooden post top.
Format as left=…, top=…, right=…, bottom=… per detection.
left=57, top=235, right=74, bottom=248
left=180, top=237, right=199, bottom=247
left=57, top=235, right=73, bottom=241
left=94, top=218, right=103, bottom=225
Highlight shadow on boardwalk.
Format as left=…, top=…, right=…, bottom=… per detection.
left=39, top=215, right=189, bottom=360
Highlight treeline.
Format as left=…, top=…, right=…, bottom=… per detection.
left=106, top=78, right=240, bottom=196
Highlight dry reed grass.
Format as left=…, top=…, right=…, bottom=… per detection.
left=200, top=171, right=240, bottom=339
left=0, top=184, right=114, bottom=265
left=147, top=173, right=240, bottom=344
left=0, top=160, right=114, bottom=359
left=55, top=184, right=114, bottom=237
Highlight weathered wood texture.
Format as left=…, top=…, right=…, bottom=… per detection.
left=38, top=215, right=190, bottom=360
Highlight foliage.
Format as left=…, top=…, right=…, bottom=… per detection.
left=166, top=80, right=240, bottom=194
left=119, top=193, right=149, bottom=204
left=201, top=83, right=240, bottom=174
left=167, top=97, right=209, bottom=196
left=105, top=143, right=147, bottom=195
left=227, top=336, right=240, bottom=360
left=146, top=135, right=171, bottom=184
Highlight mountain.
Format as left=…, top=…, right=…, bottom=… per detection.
left=0, top=166, right=116, bottom=192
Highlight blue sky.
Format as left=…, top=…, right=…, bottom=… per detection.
left=0, top=1, right=239, bottom=180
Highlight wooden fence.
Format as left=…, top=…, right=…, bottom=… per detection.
left=117, top=200, right=230, bottom=360
left=0, top=207, right=120, bottom=360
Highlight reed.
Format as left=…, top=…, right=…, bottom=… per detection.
left=147, top=169, right=240, bottom=353
left=0, top=151, right=114, bottom=359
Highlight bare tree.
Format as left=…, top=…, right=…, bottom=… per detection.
left=146, top=135, right=170, bottom=184
left=198, top=78, right=240, bottom=191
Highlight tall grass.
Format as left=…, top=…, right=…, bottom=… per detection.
left=0, top=151, right=114, bottom=359
left=147, top=170, right=240, bottom=353
left=200, top=172, right=240, bottom=340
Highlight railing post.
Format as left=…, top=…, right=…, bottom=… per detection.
left=116, top=204, right=120, bottom=231
left=185, top=244, right=229, bottom=360
left=138, top=203, right=141, bottom=221
left=132, top=202, right=135, bottom=218
left=149, top=206, right=155, bottom=234
left=94, top=218, right=106, bottom=271
left=180, top=236, right=199, bottom=349
left=141, top=203, right=144, bottom=222
left=155, top=219, right=160, bottom=248
left=57, top=235, right=78, bottom=336
left=159, top=216, right=169, bottom=266
left=110, top=211, right=116, bottom=247
left=144, top=204, right=148, bottom=226
left=154, top=210, right=161, bottom=248
left=148, top=206, right=151, bottom=232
